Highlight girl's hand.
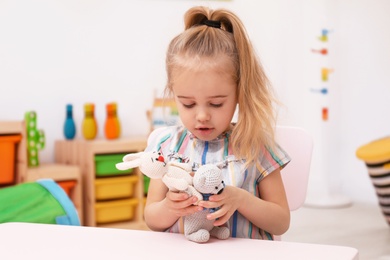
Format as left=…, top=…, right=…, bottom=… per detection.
left=197, top=185, right=243, bottom=226
left=164, top=190, right=203, bottom=217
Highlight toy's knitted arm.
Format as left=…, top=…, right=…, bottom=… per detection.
left=165, top=163, right=194, bottom=184
left=162, top=175, right=190, bottom=191
left=186, top=185, right=203, bottom=205
left=169, top=161, right=193, bottom=175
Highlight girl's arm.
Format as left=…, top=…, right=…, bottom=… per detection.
left=198, top=169, right=290, bottom=236
left=144, top=178, right=203, bottom=231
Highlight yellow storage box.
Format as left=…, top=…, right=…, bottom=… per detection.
left=95, top=175, right=138, bottom=201
left=95, top=198, right=138, bottom=224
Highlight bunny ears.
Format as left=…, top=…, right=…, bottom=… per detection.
left=115, top=152, right=144, bottom=171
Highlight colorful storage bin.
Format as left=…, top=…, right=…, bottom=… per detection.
left=356, top=137, right=390, bottom=226
left=94, top=153, right=133, bottom=177
left=143, top=175, right=150, bottom=195
left=0, top=135, right=21, bottom=185
left=95, top=175, right=138, bottom=201
left=95, top=198, right=138, bottom=224
left=57, top=180, right=77, bottom=197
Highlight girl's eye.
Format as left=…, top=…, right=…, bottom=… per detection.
left=183, top=104, right=195, bottom=108
left=210, top=103, right=223, bottom=108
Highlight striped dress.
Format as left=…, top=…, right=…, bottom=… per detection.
left=145, top=125, right=291, bottom=240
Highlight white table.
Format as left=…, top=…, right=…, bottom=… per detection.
left=0, top=222, right=358, bottom=259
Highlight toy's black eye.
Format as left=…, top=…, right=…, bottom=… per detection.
left=215, top=187, right=218, bottom=190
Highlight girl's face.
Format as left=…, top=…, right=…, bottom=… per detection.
left=171, top=61, right=238, bottom=141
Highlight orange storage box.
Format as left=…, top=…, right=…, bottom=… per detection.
left=0, top=135, right=21, bottom=185
left=95, top=198, right=138, bottom=224
left=57, top=180, right=77, bottom=197
left=95, top=175, right=138, bottom=201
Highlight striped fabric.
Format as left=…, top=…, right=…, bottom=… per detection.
left=145, top=125, right=291, bottom=240
left=365, top=160, right=390, bottom=225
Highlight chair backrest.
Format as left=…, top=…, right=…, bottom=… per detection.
left=276, top=126, right=313, bottom=211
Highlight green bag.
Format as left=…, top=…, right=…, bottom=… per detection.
left=0, top=179, right=80, bottom=225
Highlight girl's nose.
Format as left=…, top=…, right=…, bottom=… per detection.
left=196, top=109, right=210, bottom=122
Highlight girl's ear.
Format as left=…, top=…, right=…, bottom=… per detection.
left=116, top=159, right=141, bottom=170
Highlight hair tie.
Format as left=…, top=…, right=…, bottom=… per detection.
left=203, top=19, right=221, bottom=29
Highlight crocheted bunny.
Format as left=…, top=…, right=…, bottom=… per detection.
left=116, top=151, right=202, bottom=202
left=184, top=164, right=230, bottom=243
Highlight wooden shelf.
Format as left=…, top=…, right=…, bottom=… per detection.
left=55, top=137, right=148, bottom=228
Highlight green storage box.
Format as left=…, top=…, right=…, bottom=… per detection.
left=95, top=153, right=133, bottom=177
left=143, top=175, right=150, bottom=195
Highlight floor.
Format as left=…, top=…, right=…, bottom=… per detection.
left=283, top=202, right=390, bottom=260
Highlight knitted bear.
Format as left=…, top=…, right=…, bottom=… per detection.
left=116, top=151, right=203, bottom=202
left=183, top=164, right=230, bottom=243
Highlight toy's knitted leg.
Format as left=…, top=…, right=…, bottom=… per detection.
left=210, top=226, right=230, bottom=240
left=186, top=186, right=203, bottom=204
left=185, top=229, right=210, bottom=243
left=184, top=211, right=212, bottom=243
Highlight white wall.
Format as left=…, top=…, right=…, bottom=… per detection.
left=1, top=0, right=389, bottom=204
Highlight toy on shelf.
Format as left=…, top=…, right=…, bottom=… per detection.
left=24, top=111, right=45, bottom=167
left=64, top=104, right=76, bottom=140
left=116, top=151, right=230, bottom=243
left=104, top=102, right=121, bottom=140
left=82, top=103, right=97, bottom=140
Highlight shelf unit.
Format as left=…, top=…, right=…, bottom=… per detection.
left=0, top=121, right=84, bottom=224
left=55, top=137, right=148, bottom=229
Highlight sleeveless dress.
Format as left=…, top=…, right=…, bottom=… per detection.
left=145, top=125, right=290, bottom=240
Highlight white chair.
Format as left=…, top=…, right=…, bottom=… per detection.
left=275, top=126, right=314, bottom=240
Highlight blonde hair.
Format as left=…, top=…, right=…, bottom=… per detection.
left=165, top=6, right=278, bottom=170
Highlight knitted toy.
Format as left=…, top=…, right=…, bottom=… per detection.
left=116, top=151, right=203, bottom=202
left=183, top=164, right=230, bottom=243
left=116, top=151, right=230, bottom=243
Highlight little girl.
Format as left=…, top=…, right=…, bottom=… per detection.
left=144, top=6, right=291, bottom=240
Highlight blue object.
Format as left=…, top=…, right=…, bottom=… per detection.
left=310, top=88, right=328, bottom=95
left=64, top=104, right=76, bottom=140
left=37, top=179, right=81, bottom=226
